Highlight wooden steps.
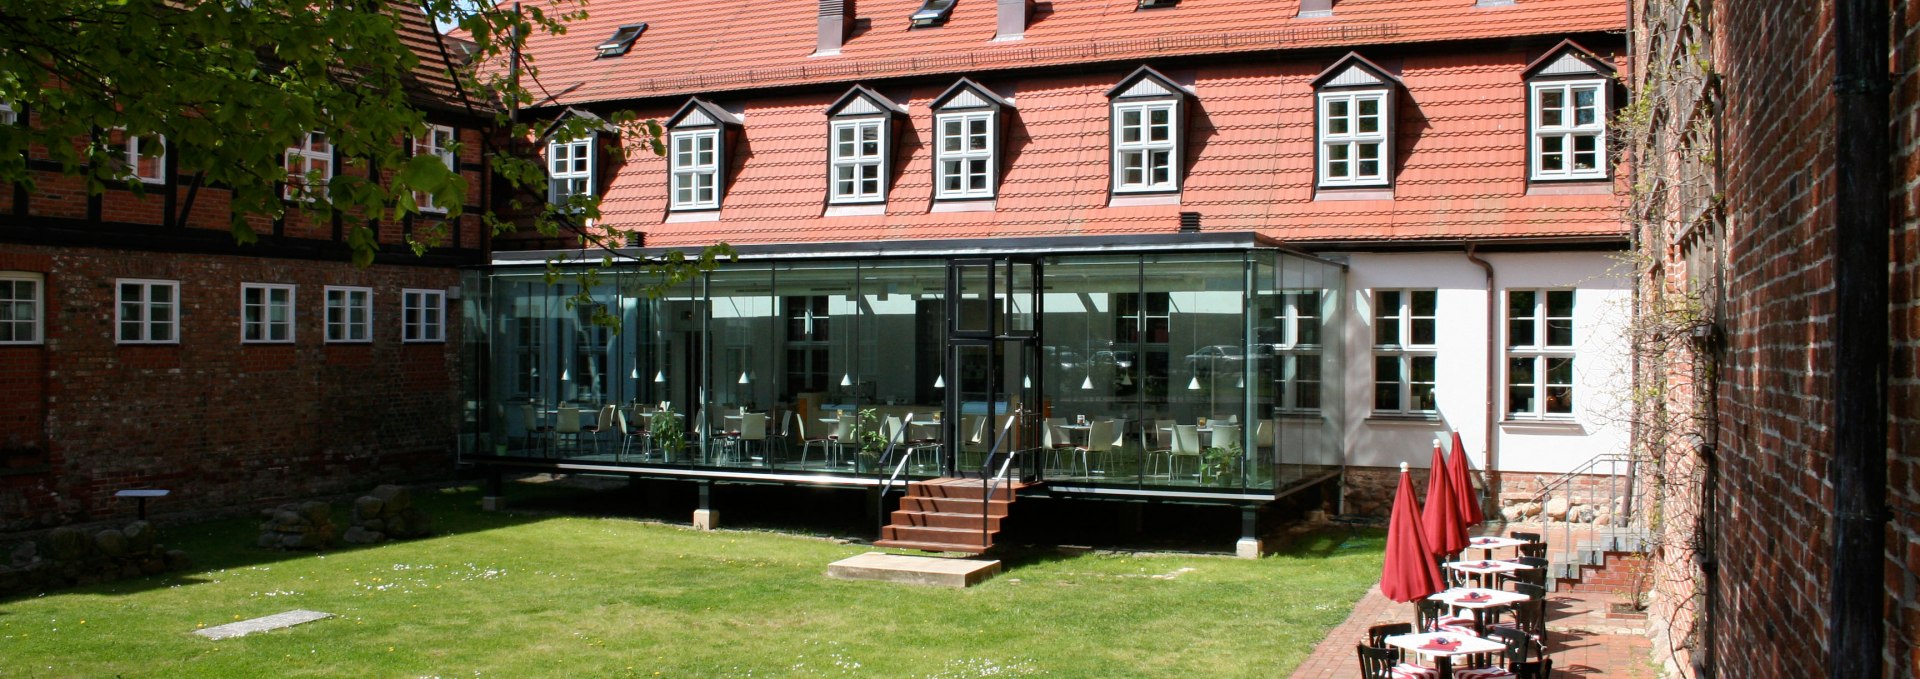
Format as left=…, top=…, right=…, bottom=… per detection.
left=875, top=478, right=1030, bottom=554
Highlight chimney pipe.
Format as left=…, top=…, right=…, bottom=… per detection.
left=995, top=0, right=1033, bottom=41
left=817, top=0, right=853, bottom=56
left=1297, top=0, right=1332, bottom=18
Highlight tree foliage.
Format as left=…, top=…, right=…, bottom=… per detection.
left=0, top=0, right=729, bottom=302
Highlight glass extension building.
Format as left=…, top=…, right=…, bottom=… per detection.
left=459, top=233, right=1344, bottom=500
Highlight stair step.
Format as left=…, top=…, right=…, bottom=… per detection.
left=883, top=525, right=992, bottom=547
left=873, top=539, right=990, bottom=555
left=890, top=510, right=1005, bottom=531
left=907, top=478, right=1031, bottom=500
left=900, top=496, right=1011, bottom=516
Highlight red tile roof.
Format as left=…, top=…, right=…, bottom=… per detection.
left=585, top=45, right=1625, bottom=248
left=511, top=0, right=1623, bottom=107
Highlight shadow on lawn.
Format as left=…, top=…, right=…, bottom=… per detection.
left=0, top=480, right=570, bottom=604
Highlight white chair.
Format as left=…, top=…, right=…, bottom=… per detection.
left=1070, top=419, right=1117, bottom=478
left=1207, top=423, right=1242, bottom=485
left=1145, top=418, right=1176, bottom=478
left=586, top=405, right=616, bottom=456
left=798, top=416, right=836, bottom=468
left=553, top=407, right=584, bottom=456
left=1169, top=424, right=1203, bottom=481
left=736, top=413, right=769, bottom=465
left=956, top=415, right=987, bottom=470
left=519, top=404, right=553, bottom=456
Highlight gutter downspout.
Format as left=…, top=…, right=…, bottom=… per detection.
left=1828, top=0, right=1890, bottom=674
left=1465, top=243, right=1497, bottom=515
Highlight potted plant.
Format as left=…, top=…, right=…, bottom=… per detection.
left=851, top=408, right=889, bottom=471
left=1201, top=440, right=1244, bottom=487
left=650, top=404, right=685, bottom=459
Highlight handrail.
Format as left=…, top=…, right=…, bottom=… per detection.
left=978, top=412, right=1020, bottom=549
left=1524, top=451, right=1636, bottom=559
left=873, top=412, right=916, bottom=536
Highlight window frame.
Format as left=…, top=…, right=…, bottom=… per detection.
left=1505, top=288, right=1577, bottom=419
left=1110, top=99, right=1180, bottom=194
left=415, top=125, right=457, bottom=213
left=323, top=285, right=373, bottom=344
left=115, top=278, right=180, bottom=345
left=110, top=129, right=167, bottom=185
left=0, top=102, right=15, bottom=126
left=1528, top=79, right=1609, bottom=182
left=1316, top=90, right=1390, bottom=188
left=283, top=131, right=333, bottom=202
left=240, top=283, right=296, bottom=344
left=0, top=271, right=44, bottom=345
left=827, top=118, right=887, bottom=205
left=1270, top=290, right=1324, bottom=414
left=669, top=128, right=721, bottom=211
left=934, top=110, right=997, bottom=200
left=402, top=288, right=447, bottom=343
left=547, top=135, right=594, bottom=208
left=1371, top=289, right=1439, bottom=415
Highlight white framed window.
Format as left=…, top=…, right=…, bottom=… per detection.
left=415, top=125, right=457, bottom=212
left=284, top=131, right=333, bottom=201
left=1271, top=291, right=1324, bottom=413
left=935, top=111, right=995, bottom=200
left=1506, top=289, right=1576, bottom=418
left=116, top=279, right=178, bottom=345
left=0, top=272, right=43, bottom=345
left=547, top=136, right=592, bottom=207
left=0, top=103, right=15, bottom=126
left=403, top=288, right=446, bottom=343
left=1529, top=80, right=1607, bottom=181
left=829, top=119, right=885, bottom=204
left=324, top=286, right=372, bottom=343
left=109, top=129, right=166, bottom=185
left=1112, top=100, right=1178, bottom=192
left=669, top=129, right=720, bottom=210
left=1372, top=289, right=1437, bottom=414
left=240, top=283, right=295, bottom=343
left=1318, top=91, right=1388, bottom=187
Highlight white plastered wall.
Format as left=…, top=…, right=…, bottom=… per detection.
left=1335, top=250, right=1632, bottom=476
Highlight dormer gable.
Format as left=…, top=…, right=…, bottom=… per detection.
left=1104, top=65, right=1191, bottom=101
left=1523, top=40, right=1617, bottom=81
left=931, top=78, right=1010, bottom=113
left=826, top=85, right=907, bottom=120
left=666, top=98, right=743, bottom=130
left=1310, top=52, right=1403, bottom=91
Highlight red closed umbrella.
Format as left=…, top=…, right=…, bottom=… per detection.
left=1421, top=440, right=1468, bottom=557
left=1381, top=462, right=1446, bottom=602
left=1448, top=431, right=1486, bottom=526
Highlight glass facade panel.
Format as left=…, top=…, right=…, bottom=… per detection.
left=465, top=249, right=1343, bottom=496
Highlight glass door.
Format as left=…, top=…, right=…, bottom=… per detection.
left=945, top=257, right=1041, bottom=479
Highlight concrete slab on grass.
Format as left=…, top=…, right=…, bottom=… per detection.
left=194, top=609, right=332, bottom=640
left=827, top=552, right=1001, bottom=588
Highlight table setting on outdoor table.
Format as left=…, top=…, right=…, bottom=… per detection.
left=1443, top=558, right=1537, bottom=588
left=1382, top=630, right=1506, bottom=677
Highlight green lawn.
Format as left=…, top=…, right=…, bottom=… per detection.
left=0, top=483, right=1384, bottom=678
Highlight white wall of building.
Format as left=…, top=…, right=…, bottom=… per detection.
left=1335, top=249, right=1633, bottom=476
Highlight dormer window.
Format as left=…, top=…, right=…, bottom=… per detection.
left=596, top=24, right=647, bottom=58
left=930, top=79, right=1010, bottom=201
left=665, top=98, right=743, bottom=212
left=547, top=136, right=593, bottom=206
left=1105, top=66, right=1191, bottom=194
left=1310, top=53, right=1401, bottom=190
left=1523, top=40, right=1617, bottom=182
left=911, top=0, right=956, bottom=27
left=824, top=86, right=906, bottom=206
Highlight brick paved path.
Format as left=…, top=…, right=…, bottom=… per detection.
left=1287, top=585, right=1654, bottom=679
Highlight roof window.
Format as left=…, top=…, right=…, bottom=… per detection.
left=595, top=23, right=647, bottom=58
left=1137, top=0, right=1178, bottom=8
left=911, top=0, right=956, bottom=28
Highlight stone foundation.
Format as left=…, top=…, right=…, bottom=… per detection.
left=1, top=521, right=192, bottom=596
left=1344, top=465, right=1635, bottom=526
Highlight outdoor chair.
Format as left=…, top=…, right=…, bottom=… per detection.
left=1509, top=531, right=1542, bottom=543
left=1366, top=622, right=1412, bottom=649
left=1489, top=598, right=1547, bottom=639
left=1452, top=627, right=1543, bottom=679
left=1417, top=598, right=1477, bottom=636
left=1517, top=542, right=1546, bottom=559
left=1511, top=659, right=1553, bottom=679
left=1356, top=644, right=1436, bottom=679
left=1512, top=582, right=1547, bottom=601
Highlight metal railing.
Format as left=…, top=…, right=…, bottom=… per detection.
left=872, top=412, right=917, bottom=536
left=978, top=413, right=1022, bottom=549
left=1527, top=452, right=1636, bottom=556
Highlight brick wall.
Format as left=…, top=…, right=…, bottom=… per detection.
left=0, top=243, right=464, bottom=533
left=1885, top=0, right=1920, bottom=675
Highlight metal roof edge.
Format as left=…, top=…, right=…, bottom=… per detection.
left=488, top=231, right=1347, bottom=268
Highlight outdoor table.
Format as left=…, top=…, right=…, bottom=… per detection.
left=1383, top=631, right=1505, bottom=678
left=1429, top=587, right=1531, bottom=634
left=1463, top=536, right=1527, bottom=557
left=1444, top=559, right=1537, bottom=588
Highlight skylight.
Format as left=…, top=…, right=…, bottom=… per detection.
left=595, top=23, right=647, bottom=58
left=1138, top=0, right=1179, bottom=8
left=910, top=0, right=957, bottom=28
